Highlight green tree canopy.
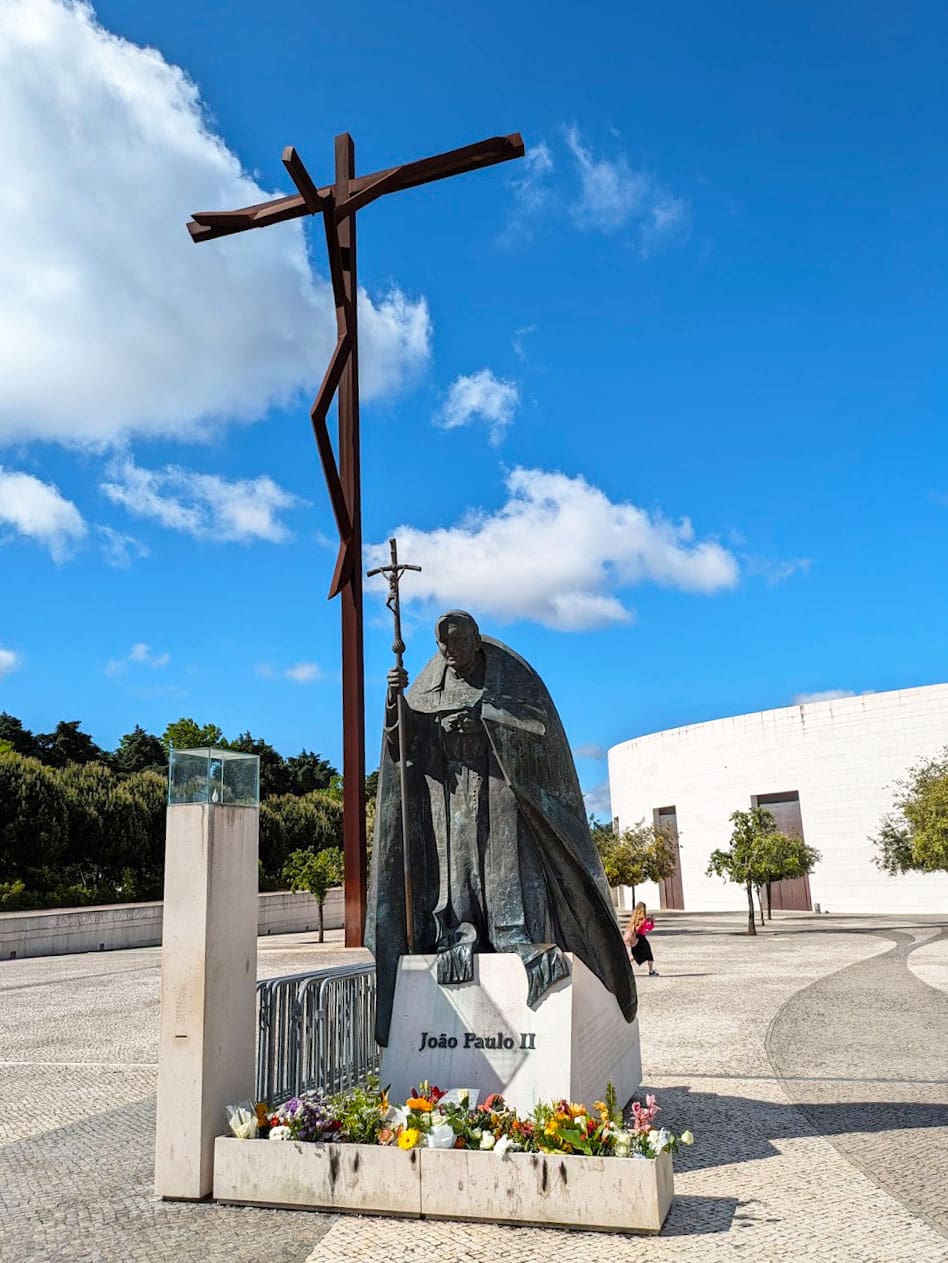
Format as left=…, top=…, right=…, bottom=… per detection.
left=706, top=807, right=819, bottom=935
left=222, top=731, right=290, bottom=797
left=281, top=845, right=344, bottom=941
left=161, top=717, right=223, bottom=755
left=286, top=749, right=338, bottom=795
left=0, top=752, right=69, bottom=887
left=593, top=818, right=678, bottom=897
left=873, top=748, right=948, bottom=875
left=35, top=720, right=106, bottom=769
left=0, top=712, right=40, bottom=759
left=112, top=725, right=166, bottom=775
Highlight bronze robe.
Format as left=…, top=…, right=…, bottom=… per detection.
left=365, top=635, right=637, bottom=1045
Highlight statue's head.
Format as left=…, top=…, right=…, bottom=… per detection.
left=435, top=610, right=481, bottom=675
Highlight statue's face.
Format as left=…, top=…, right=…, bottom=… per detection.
left=437, top=620, right=480, bottom=673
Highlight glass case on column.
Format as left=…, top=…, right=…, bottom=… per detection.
left=167, top=747, right=260, bottom=807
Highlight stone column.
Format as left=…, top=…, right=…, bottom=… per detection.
left=154, top=803, right=258, bottom=1199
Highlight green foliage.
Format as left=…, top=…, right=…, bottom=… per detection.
left=0, top=712, right=40, bottom=759
left=0, top=879, right=29, bottom=910
left=282, top=845, right=344, bottom=903
left=281, top=845, right=344, bottom=941
left=873, top=748, right=948, bottom=875
left=286, top=749, right=337, bottom=795
left=593, top=818, right=678, bottom=890
left=0, top=752, right=69, bottom=886
left=112, top=725, right=166, bottom=775
left=161, top=717, right=224, bottom=755
left=0, top=708, right=341, bottom=909
left=707, top=808, right=819, bottom=934
left=35, top=720, right=106, bottom=769
left=329, top=1074, right=384, bottom=1144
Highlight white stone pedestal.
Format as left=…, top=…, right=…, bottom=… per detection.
left=380, top=953, right=640, bottom=1113
left=154, top=803, right=258, bottom=1199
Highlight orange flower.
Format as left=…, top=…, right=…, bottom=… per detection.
left=405, top=1097, right=432, bottom=1112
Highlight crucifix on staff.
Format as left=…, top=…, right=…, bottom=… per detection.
left=187, top=130, right=524, bottom=944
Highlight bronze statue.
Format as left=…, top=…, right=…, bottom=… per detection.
left=366, top=608, right=637, bottom=1046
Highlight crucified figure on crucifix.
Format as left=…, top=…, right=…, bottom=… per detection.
left=187, top=131, right=523, bottom=944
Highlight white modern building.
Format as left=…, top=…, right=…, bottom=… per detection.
left=608, top=683, right=948, bottom=915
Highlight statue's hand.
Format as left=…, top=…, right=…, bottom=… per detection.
left=387, top=666, right=409, bottom=692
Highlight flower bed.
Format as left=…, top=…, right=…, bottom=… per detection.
left=216, top=1083, right=689, bottom=1234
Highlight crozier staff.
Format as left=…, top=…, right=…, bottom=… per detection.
left=365, top=608, right=637, bottom=1046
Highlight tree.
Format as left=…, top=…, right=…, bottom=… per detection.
left=755, top=830, right=821, bottom=925
left=0, top=752, right=69, bottom=889
left=286, top=749, right=337, bottom=795
left=0, top=712, right=40, bottom=759
left=35, top=720, right=106, bottom=768
left=593, top=818, right=679, bottom=904
left=282, top=846, right=344, bottom=941
left=112, top=725, right=166, bottom=775
left=222, top=731, right=289, bottom=798
left=161, top=717, right=223, bottom=755
left=873, top=747, right=948, bottom=875
left=706, top=808, right=812, bottom=939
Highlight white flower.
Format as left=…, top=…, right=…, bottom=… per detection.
left=479, top=1132, right=496, bottom=1151
left=225, top=1105, right=258, bottom=1140
left=612, top=1129, right=632, bottom=1158
left=427, top=1123, right=457, bottom=1150
left=268, top=1125, right=292, bottom=1141
left=650, top=1127, right=672, bottom=1154
left=470, top=1127, right=483, bottom=1140
left=383, top=1105, right=409, bottom=1130
left=680, top=1130, right=694, bottom=1146
left=494, top=1134, right=513, bottom=1159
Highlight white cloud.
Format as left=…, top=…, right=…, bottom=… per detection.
left=574, top=743, right=607, bottom=761
left=793, top=689, right=858, bottom=705
left=583, top=780, right=612, bottom=819
left=564, top=127, right=690, bottom=252
left=257, top=660, right=324, bottom=683
left=503, top=143, right=555, bottom=241
left=367, top=467, right=739, bottom=630
left=105, top=641, right=170, bottom=677
left=435, top=369, right=520, bottom=445
left=284, top=662, right=322, bottom=683
left=0, top=647, right=22, bottom=678
left=0, top=467, right=87, bottom=561
left=0, top=0, right=431, bottom=448
left=98, top=525, right=149, bottom=568
left=743, top=555, right=812, bottom=584
left=101, top=457, right=301, bottom=543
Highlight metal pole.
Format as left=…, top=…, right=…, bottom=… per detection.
left=367, top=538, right=421, bottom=952
left=335, top=133, right=368, bottom=948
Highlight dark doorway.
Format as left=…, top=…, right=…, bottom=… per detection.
left=654, top=805, right=684, bottom=909
left=751, top=790, right=812, bottom=911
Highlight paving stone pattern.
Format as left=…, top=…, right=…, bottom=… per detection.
left=1, top=916, right=946, bottom=1262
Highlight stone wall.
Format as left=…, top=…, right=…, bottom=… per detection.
left=0, top=887, right=344, bottom=961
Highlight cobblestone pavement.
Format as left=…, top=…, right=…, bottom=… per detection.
left=1, top=915, right=946, bottom=1262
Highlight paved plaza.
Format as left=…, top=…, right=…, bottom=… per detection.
left=1, top=911, right=946, bottom=1262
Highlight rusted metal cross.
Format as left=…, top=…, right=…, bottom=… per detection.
left=186, top=131, right=524, bottom=946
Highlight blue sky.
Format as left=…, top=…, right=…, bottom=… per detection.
left=1, top=0, right=946, bottom=813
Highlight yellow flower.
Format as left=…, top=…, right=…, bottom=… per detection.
left=398, top=1127, right=421, bottom=1150
left=554, top=1110, right=568, bottom=1123
left=544, top=1119, right=559, bottom=1137
left=594, top=1100, right=609, bottom=1122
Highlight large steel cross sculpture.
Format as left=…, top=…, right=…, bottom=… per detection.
left=186, top=131, right=524, bottom=945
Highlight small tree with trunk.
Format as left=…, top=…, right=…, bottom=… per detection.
left=754, top=830, right=821, bottom=924
left=282, top=846, right=344, bottom=942
left=593, top=818, right=678, bottom=905
left=707, top=808, right=805, bottom=935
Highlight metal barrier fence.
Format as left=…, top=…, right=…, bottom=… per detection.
left=256, top=964, right=379, bottom=1105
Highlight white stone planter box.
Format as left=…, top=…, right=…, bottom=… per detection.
left=214, top=1137, right=673, bottom=1234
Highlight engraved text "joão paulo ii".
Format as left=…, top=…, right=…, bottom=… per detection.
left=417, top=1031, right=536, bottom=1052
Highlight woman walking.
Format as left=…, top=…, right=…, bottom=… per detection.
left=623, top=902, right=658, bottom=976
